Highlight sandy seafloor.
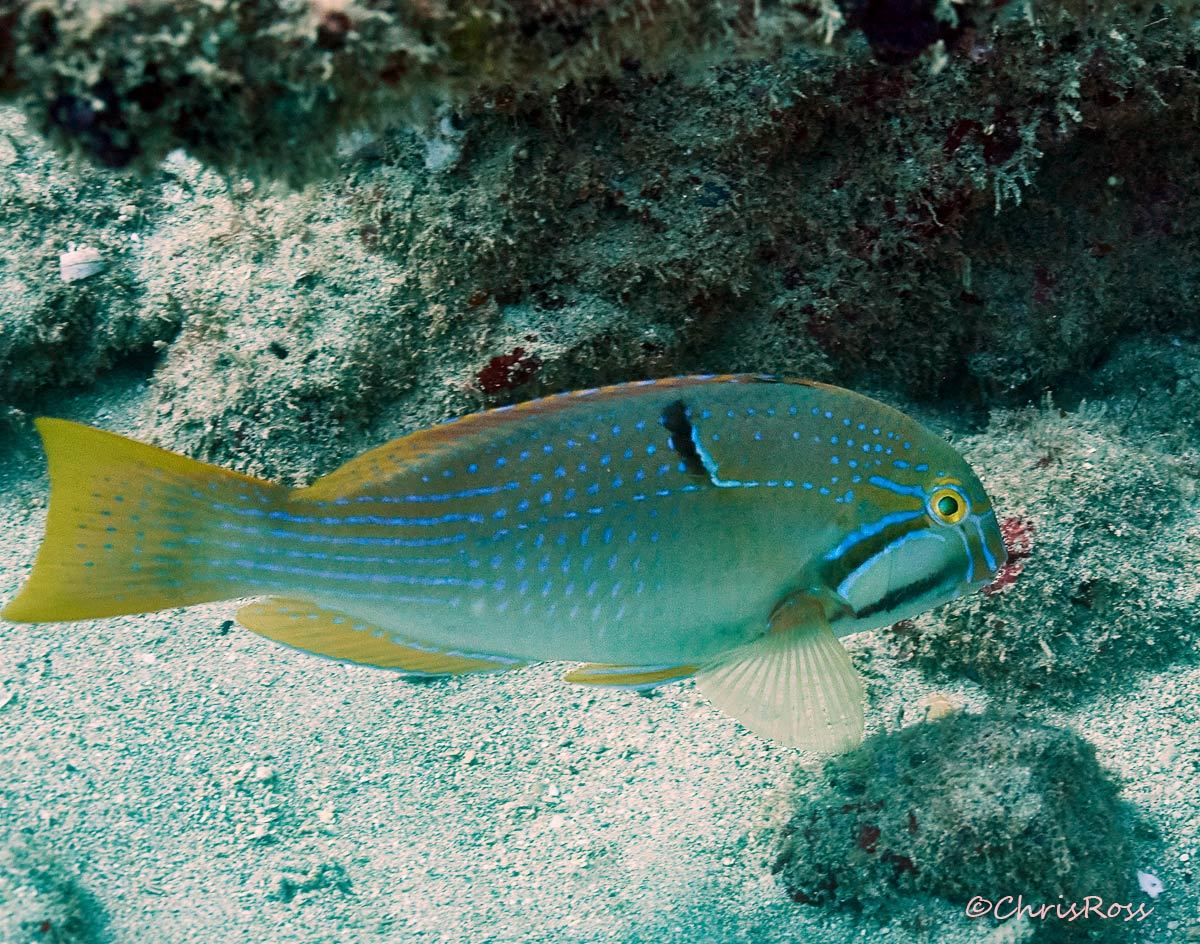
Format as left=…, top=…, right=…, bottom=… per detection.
left=0, top=378, right=1197, bottom=944
left=5, top=0, right=1200, bottom=935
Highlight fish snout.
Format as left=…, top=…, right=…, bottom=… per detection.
left=977, top=513, right=1009, bottom=585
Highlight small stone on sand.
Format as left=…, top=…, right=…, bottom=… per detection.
left=59, top=246, right=105, bottom=282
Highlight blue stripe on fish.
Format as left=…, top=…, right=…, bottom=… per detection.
left=954, top=526, right=975, bottom=583
left=689, top=421, right=760, bottom=488
left=217, top=522, right=468, bottom=547
left=971, top=515, right=998, bottom=571
left=199, top=557, right=484, bottom=587
left=210, top=502, right=485, bottom=527
left=866, top=475, right=927, bottom=499
left=823, top=510, right=925, bottom=562
left=837, top=530, right=948, bottom=599
left=319, top=482, right=520, bottom=504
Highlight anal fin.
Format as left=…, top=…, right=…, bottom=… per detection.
left=563, top=662, right=697, bottom=691
left=236, top=597, right=529, bottom=676
left=696, top=598, right=864, bottom=752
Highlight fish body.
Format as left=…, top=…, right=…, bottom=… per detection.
left=1, top=375, right=1006, bottom=750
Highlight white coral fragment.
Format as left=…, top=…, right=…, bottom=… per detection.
left=59, top=246, right=105, bottom=283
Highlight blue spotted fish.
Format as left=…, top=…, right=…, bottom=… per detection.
left=1, top=375, right=1006, bottom=751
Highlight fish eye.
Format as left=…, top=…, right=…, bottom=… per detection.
left=929, top=487, right=968, bottom=525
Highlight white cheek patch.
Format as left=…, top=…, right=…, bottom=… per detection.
left=836, top=530, right=950, bottom=612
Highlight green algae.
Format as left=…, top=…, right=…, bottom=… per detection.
left=772, top=711, right=1144, bottom=941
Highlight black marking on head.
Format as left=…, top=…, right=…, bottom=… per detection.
left=660, top=399, right=708, bottom=477
left=853, top=561, right=958, bottom=620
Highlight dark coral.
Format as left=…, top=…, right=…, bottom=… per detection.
left=842, top=0, right=965, bottom=64
left=477, top=347, right=543, bottom=393
left=772, top=712, right=1143, bottom=940
left=0, top=0, right=768, bottom=180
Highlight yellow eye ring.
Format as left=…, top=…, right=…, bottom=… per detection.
left=929, top=487, right=969, bottom=525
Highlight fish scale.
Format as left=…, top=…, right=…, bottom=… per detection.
left=2, top=374, right=1007, bottom=750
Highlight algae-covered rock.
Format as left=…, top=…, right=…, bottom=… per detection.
left=318, top=9, right=1200, bottom=409
left=772, top=712, right=1141, bottom=940
left=0, top=107, right=179, bottom=409
left=137, top=166, right=424, bottom=482
left=0, top=839, right=104, bottom=944
left=0, top=0, right=817, bottom=180
left=891, top=400, right=1200, bottom=696
left=2, top=4, right=1200, bottom=480
left=2, top=0, right=1194, bottom=180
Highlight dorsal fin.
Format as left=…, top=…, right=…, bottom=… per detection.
left=296, top=374, right=775, bottom=501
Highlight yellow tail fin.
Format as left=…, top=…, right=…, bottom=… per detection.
left=1, top=419, right=287, bottom=623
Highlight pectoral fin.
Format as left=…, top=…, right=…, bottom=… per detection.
left=563, top=662, right=698, bottom=690
left=236, top=597, right=529, bottom=676
left=696, top=598, right=864, bottom=752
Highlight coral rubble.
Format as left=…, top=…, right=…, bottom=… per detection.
left=772, top=711, right=1141, bottom=940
